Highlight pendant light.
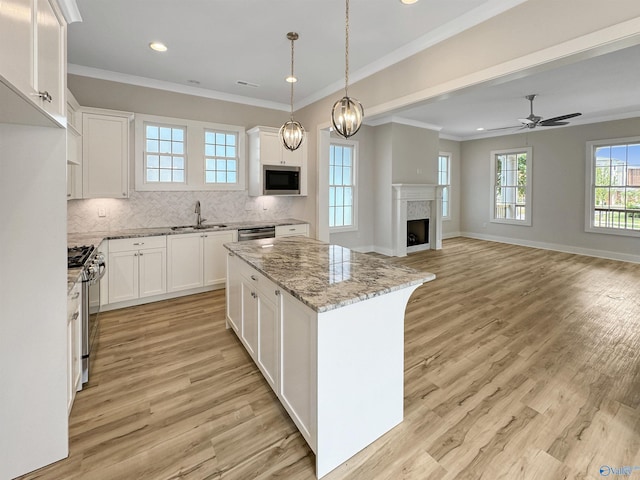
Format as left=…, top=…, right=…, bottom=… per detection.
left=279, top=32, right=305, bottom=151
left=331, top=0, right=364, bottom=139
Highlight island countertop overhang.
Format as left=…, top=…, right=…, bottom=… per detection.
left=224, top=236, right=435, bottom=313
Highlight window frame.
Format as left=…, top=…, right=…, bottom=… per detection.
left=204, top=129, right=240, bottom=185
left=438, top=152, right=451, bottom=220
left=329, top=139, right=358, bottom=233
left=585, top=136, right=640, bottom=238
left=134, top=113, right=245, bottom=192
left=143, top=121, right=187, bottom=184
left=490, top=147, right=533, bottom=226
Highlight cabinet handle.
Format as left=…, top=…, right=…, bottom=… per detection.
left=122, top=192, right=127, bottom=197
left=251, top=275, right=258, bottom=281
left=289, top=228, right=295, bottom=231
left=71, top=311, right=79, bottom=321
left=139, top=252, right=144, bottom=256
left=275, top=289, right=280, bottom=296
left=251, top=291, right=257, bottom=298
left=38, top=91, right=52, bottom=103
left=228, top=252, right=234, bottom=256
left=67, top=193, right=72, bottom=198
left=71, top=291, right=80, bottom=300
left=133, top=242, right=144, bottom=245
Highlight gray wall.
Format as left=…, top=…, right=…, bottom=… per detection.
left=460, top=118, right=640, bottom=260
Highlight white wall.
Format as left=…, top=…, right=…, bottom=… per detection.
left=460, top=118, right=640, bottom=261
left=0, top=124, right=68, bottom=478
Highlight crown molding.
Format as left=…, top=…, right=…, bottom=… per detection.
left=296, top=0, right=527, bottom=109
left=57, top=0, right=82, bottom=23
left=67, top=64, right=290, bottom=112
left=365, top=115, right=442, bottom=132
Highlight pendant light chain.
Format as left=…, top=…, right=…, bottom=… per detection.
left=344, top=0, right=350, bottom=96
left=280, top=32, right=305, bottom=151
left=290, top=35, right=295, bottom=120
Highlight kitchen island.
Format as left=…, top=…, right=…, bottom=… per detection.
left=224, top=236, right=435, bottom=478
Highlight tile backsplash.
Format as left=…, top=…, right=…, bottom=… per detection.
left=68, top=190, right=294, bottom=233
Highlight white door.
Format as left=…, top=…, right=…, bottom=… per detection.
left=260, top=131, right=282, bottom=165
left=257, top=290, right=279, bottom=391
left=241, top=278, right=258, bottom=358
left=167, top=234, right=203, bottom=292
left=36, top=0, right=64, bottom=118
left=108, top=251, right=138, bottom=303
left=203, top=231, right=235, bottom=287
left=138, top=248, right=166, bottom=298
left=226, top=254, right=242, bottom=333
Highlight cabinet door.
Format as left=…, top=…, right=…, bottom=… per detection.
left=203, top=231, right=236, bottom=287
left=108, top=251, right=139, bottom=303
left=36, top=0, right=64, bottom=118
left=282, top=141, right=304, bottom=166
left=226, top=254, right=242, bottom=333
left=260, top=131, right=282, bottom=165
left=71, top=303, right=82, bottom=394
left=138, top=247, right=166, bottom=298
left=257, top=289, right=279, bottom=391
left=82, top=112, right=129, bottom=199
left=241, top=278, right=258, bottom=358
left=67, top=315, right=74, bottom=412
left=167, top=234, right=203, bottom=292
left=0, top=0, right=33, bottom=96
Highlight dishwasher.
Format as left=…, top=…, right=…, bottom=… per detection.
left=237, top=226, right=276, bottom=241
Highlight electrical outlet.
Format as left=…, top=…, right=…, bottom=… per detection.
left=417, top=168, right=422, bottom=174
left=98, top=208, right=107, bottom=217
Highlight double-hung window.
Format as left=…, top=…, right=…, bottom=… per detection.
left=586, top=137, right=640, bottom=236
left=490, top=147, right=532, bottom=226
left=205, top=130, right=238, bottom=185
left=329, top=140, right=357, bottom=231
left=438, top=153, right=451, bottom=219
left=144, top=123, right=186, bottom=183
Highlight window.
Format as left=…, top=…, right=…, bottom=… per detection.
left=205, top=130, right=238, bottom=184
left=144, top=123, right=185, bottom=183
left=586, top=137, right=640, bottom=236
left=135, top=114, right=245, bottom=192
left=329, top=140, right=357, bottom=230
left=490, top=147, right=532, bottom=226
left=438, top=153, right=451, bottom=219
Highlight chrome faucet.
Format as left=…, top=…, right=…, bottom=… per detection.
left=195, top=200, right=206, bottom=227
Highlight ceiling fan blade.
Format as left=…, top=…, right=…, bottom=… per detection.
left=539, top=121, right=569, bottom=127
left=539, top=112, right=581, bottom=125
left=486, top=125, right=524, bottom=132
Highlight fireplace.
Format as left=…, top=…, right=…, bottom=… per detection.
left=407, top=218, right=429, bottom=250
left=392, top=184, right=443, bottom=256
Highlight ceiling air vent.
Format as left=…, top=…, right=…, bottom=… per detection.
left=236, top=80, right=260, bottom=88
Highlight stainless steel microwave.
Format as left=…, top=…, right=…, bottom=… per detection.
left=263, top=165, right=300, bottom=195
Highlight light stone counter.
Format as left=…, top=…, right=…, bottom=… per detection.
left=224, top=236, right=435, bottom=313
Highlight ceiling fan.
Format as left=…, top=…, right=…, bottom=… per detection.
left=489, top=94, right=582, bottom=131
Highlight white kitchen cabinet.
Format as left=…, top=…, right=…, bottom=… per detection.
left=108, top=236, right=166, bottom=303
left=67, top=280, right=82, bottom=414
left=66, top=91, right=82, bottom=200
left=275, top=223, right=309, bottom=238
left=167, top=230, right=237, bottom=293
left=82, top=109, right=133, bottom=199
left=247, top=126, right=307, bottom=196
left=257, top=285, right=279, bottom=390
left=241, top=277, right=259, bottom=358
left=0, top=0, right=66, bottom=126
left=226, top=252, right=243, bottom=333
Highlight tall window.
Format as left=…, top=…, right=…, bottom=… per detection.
left=329, top=141, right=357, bottom=230
left=586, top=137, right=640, bottom=236
left=144, top=123, right=185, bottom=183
left=438, top=153, right=451, bottom=219
left=205, top=130, right=238, bottom=184
left=490, top=147, right=532, bottom=226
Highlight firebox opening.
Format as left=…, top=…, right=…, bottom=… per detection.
left=407, top=218, right=429, bottom=247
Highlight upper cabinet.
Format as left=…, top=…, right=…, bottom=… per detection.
left=247, top=126, right=307, bottom=196
left=0, top=0, right=67, bottom=127
left=81, top=108, right=134, bottom=199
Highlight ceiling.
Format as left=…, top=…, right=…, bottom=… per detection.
left=67, top=0, right=640, bottom=140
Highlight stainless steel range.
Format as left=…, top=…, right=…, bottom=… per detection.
left=68, top=245, right=106, bottom=385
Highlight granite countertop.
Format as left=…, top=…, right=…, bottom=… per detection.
left=225, top=237, right=435, bottom=313
left=66, top=218, right=308, bottom=293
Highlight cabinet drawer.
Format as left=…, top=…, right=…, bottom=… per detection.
left=109, top=236, right=166, bottom=252
left=275, top=224, right=308, bottom=237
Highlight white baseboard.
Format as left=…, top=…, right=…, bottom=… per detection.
left=374, top=246, right=395, bottom=257
left=100, top=283, right=224, bottom=311
left=460, top=231, right=640, bottom=264
left=443, top=231, right=462, bottom=240
left=349, top=245, right=376, bottom=253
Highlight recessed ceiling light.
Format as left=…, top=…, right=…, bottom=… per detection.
left=476, top=127, right=485, bottom=131
left=149, top=42, right=167, bottom=52
left=285, top=75, right=297, bottom=83
left=400, top=0, right=419, bottom=4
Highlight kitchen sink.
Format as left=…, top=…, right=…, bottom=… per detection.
left=170, top=224, right=227, bottom=231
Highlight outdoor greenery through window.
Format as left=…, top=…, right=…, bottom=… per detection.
left=491, top=147, right=532, bottom=225
left=329, top=141, right=356, bottom=229
left=589, top=139, right=640, bottom=233
left=205, top=130, right=238, bottom=184
left=438, top=153, right=451, bottom=218
left=144, top=124, right=185, bottom=183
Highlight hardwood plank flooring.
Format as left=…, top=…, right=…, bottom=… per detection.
left=18, top=238, right=640, bottom=480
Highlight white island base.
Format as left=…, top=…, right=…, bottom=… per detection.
left=311, top=286, right=419, bottom=477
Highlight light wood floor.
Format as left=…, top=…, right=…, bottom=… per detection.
left=20, top=237, right=640, bottom=480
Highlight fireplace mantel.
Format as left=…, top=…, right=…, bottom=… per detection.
left=392, top=184, right=443, bottom=256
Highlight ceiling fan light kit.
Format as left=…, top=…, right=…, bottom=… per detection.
left=331, top=0, right=364, bottom=139
left=279, top=32, right=305, bottom=151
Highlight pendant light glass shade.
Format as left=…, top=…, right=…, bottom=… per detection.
left=331, top=0, right=364, bottom=139
left=280, top=32, right=305, bottom=151
left=279, top=120, right=305, bottom=151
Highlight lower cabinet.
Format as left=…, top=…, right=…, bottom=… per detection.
left=67, top=281, right=82, bottom=414
left=108, top=236, right=166, bottom=303
left=167, top=230, right=237, bottom=293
